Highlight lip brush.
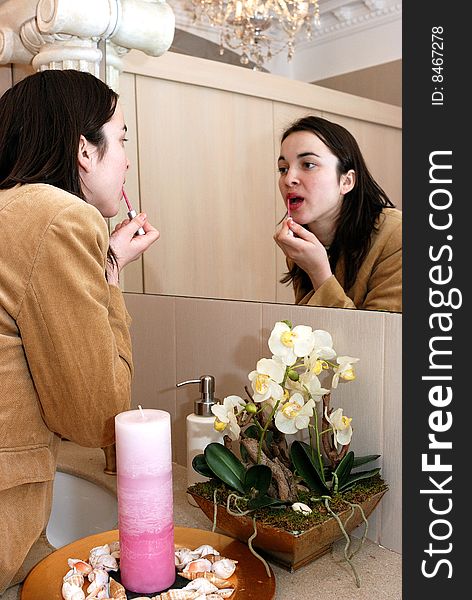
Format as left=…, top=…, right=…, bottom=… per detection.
left=286, top=200, right=293, bottom=236
left=122, top=187, right=145, bottom=236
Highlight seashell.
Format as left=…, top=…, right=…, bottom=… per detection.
left=211, top=558, right=237, bottom=579
left=109, top=577, right=127, bottom=600
left=86, top=569, right=110, bottom=596
left=175, top=548, right=200, bottom=569
left=153, top=590, right=203, bottom=599
left=87, top=568, right=110, bottom=585
left=291, top=501, right=312, bottom=515
left=108, top=541, right=120, bottom=559
left=214, top=589, right=236, bottom=598
left=202, top=554, right=238, bottom=564
left=182, top=558, right=212, bottom=574
left=85, top=584, right=108, bottom=600
left=62, top=580, right=86, bottom=600
left=63, top=570, right=85, bottom=588
left=89, top=545, right=110, bottom=561
left=193, top=545, right=220, bottom=558
left=178, top=571, right=230, bottom=588
left=183, top=578, right=218, bottom=593
left=90, top=554, right=118, bottom=572
left=68, top=559, right=93, bottom=575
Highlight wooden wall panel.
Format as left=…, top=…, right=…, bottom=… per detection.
left=322, top=112, right=402, bottom=209
left=135, top=76, right=277, bottom=302
left=0, top=64, right=12, bottom=96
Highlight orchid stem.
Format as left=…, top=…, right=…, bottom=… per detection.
left=257, top=400, right=280, bottom=463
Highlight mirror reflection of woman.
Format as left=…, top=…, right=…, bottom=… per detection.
left=274, top=116, right=402, bottom=313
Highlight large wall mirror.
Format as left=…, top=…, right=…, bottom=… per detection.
left=109, top=51, right=401, bottom=312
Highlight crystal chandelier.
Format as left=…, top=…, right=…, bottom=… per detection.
left=188, top=0, right=320, bottom=70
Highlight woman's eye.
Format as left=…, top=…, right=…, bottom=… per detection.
left=303, top=162, right=315, bottom=169
left=278, top=166, right=288, bottom=174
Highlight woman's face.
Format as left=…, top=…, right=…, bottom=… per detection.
left=80, top=102, right=130, bottom=218
left=277, top=130, right=347, bottom=231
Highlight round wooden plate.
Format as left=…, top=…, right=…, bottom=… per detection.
left=21, top=526, right=276, bottom=599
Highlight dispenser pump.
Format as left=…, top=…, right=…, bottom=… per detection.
left=176, top=375, right=219, bottom=416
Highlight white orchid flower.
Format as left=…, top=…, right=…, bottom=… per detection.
left=211, top=395, right=245, bottom=440
left=303, top=330, right=337, bottom=375
left=275, top=393, right=315, bottom=435
left=312, top=330, right=337, bottom=360
left=268, top=322, right=315, bottom=366
left=331, top=355, right=360, bottom=388
left=299, top=371, right=330, bottom=401
left=292, top=502, right=312, bottom=515
left=248, top=357, right=285, bottom=403
left=325, top=407, right=353, bottom=446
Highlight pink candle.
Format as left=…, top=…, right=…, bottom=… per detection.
left=115, top=408, right=175, bottom=593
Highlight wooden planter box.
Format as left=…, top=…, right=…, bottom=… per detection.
left=188, top=489, right=386, bottom=572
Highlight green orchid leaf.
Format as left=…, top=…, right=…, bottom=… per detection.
left=352, top=454, right=381, bottom=468
left=244, top=464, right=272, bottom=495
left=290, top=440, right=330, bottom=496
left=247, top=495, right=285, bottom=510
left=334, top=451, right=354, bottom=489
left=338, top=468, right=381, bottom=493
left=299, top=441, right=327, bottom=483
left=191, top=454, right=214, bottom=478
left=204, top=443, right=246, bottom=494
left=265, top=430, right=274, bottom=448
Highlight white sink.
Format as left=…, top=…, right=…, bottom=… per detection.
left=46, top=471, right=118, bottom=548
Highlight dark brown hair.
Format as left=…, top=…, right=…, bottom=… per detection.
left=280, top=115, right=395, bottom=292
left=0, top=69, right=119, bottom=274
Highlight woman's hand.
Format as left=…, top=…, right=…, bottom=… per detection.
left=274, top=218, right=332, bottom=290
left=107, top=212, right=160, bottom=283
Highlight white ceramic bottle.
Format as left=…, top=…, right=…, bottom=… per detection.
left=176, top=375, right=223, bottom=505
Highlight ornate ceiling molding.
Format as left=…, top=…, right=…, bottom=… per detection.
left=169, top=0, right=401, bottom=58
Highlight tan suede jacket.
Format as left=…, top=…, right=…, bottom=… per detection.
left=290, top=208, right=402, bottom=312
left=0, top=184, right=133, bottom=591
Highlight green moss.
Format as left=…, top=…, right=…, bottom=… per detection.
left=189, top=474, right=388, bottom=534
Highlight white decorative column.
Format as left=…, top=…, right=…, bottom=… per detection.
left=0, top=0, right=175, bottom=89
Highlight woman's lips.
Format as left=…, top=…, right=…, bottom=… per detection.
left=287, top=197, right=304, bottom=211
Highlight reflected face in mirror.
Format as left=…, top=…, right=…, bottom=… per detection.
left=277, top=131, right=350, bottom=241
left=274, top=115, right=401, bottom=313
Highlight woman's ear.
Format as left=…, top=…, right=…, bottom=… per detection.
left=340, top=169, right=356, bottom=194
left=77, top=135, right=93, bottom=172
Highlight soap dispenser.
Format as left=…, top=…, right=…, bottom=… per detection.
left=176, top=375, right=224, bottom=501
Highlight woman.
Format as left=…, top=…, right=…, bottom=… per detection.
left=274, top=115, right=402, bottom=312
left=0, top=69, right=159, bottom=592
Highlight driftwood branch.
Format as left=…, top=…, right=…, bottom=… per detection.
left=240, top=438, right=297, bottom=502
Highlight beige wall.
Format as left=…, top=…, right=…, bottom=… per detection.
left=0, top=64, right=12, bottom=95
left=314, top=60, right=402, bottom=107
left=124, top=292, right=401, bottom=554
